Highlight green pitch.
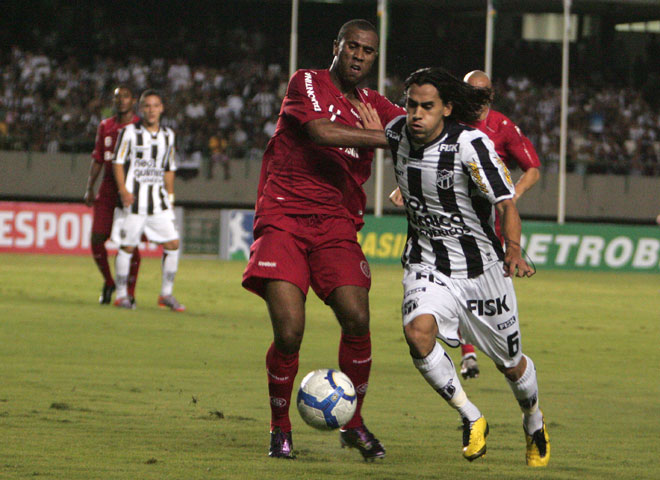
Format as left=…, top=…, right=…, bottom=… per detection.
left=1, top=254, right=658, bottom=479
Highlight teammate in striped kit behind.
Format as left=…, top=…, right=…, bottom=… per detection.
left=385, top=67, right=549, bottom=466
left=111, top=89, right=185, bottom=312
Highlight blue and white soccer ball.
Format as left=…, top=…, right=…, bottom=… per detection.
left=296, top=369, right=357, bottom=430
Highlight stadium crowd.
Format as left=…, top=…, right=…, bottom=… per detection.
left=2, top=44, right=660, bottom=177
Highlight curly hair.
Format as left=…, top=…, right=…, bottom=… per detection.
left=404, top=67, right=491, bottom=125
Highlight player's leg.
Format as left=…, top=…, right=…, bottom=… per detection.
left=127, top=247, right=141, bottom=303
left=498, top=355, right=549, bottom=466
left=263, top=280, right=306, bottom=458
left=112, top=212, right=144, bottom=309
left=326, top=285, right=385, bottom=461
left=458, top=265, right=549, bottom=466
left=158, top=239, right=184, bottom=312
left=308, top=217, right=384, bottom=461
left=145, top=212, right=185, bottom=312
left=241, top=216, right=312, bottom=459
left=91, top=199, right=115, bottom=304
left=401, top=268, right=488, bottom=461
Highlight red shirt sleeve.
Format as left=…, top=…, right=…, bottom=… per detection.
left=91, top=121, right=105, bottom=163
left=369, top=90, right=405, bottom=126
left=281, top=70, right=331, bottom=126
left=503, top=120, right=541, bottom=171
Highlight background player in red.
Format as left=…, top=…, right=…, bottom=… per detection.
left=84, top=86, right=141, bottom=305
left=389, top=69, right=541, bottom=380
left=242, top=19, right=403, bottom=460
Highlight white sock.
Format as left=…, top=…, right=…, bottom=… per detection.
left=413, top=342, right=481, bottom=422
left=160, top=248, right=179, bottom=296
left=115, top=249, right=132, bottom=299
left=507, top=354, right=543, bottom=433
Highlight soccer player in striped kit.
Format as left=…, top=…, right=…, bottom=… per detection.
left=390, top=70, right=542, bottom=380
left=111, top=89, right=185, bottom=312
left=385, top=67, right=549, bottom=467
left=84, top=86, right=141, bottom=305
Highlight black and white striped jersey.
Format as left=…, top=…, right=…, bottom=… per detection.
left=113, top=122, right=176, bottom=215
left=385, top=115, right=515, bottom=278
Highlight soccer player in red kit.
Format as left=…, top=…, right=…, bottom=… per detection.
left=388, top=70, right=541, bottom=380
left=84, top=86, right=141, bottom=305
left=242, top=19, right=403, bottom=460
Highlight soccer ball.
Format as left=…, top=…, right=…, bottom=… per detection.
left=296, top=369, right=357, bottom=430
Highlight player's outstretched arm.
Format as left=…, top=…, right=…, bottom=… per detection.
left=514, top=166, right=540, bottom=203
left=497, top=199, right=534, bottom=278
left=305, top=115, right=388, bottom=149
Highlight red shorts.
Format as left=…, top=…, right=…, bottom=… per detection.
left=92, top=186, right=118, bottom=237
left=242, top=214, right=371, bottom=302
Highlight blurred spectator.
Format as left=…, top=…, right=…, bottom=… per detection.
left=2, top=38, right=660, bottom=178
left=209, top=133, right=230, bottom=180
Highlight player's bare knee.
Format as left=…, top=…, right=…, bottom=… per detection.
left=404, top=324, right=435, bottom=358
left=337, top=307, right=369, bottom=335
left=274, top=330, right=303, bottom=354
left=497, top=355, right=526, bottom=381
left=120, top=245, right=135, bottom=254
left=163, top=239, right=179, bottom=250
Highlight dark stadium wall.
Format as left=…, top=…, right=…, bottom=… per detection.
left=0, top=152, right=658, bottom=224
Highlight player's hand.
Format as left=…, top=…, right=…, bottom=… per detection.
left=389, top=187, right=404, bottom=207
left=356, top=103, right=383, bottom=131
left=84, top=188, right=94, bottom=207
left=503, top=250, right=534, bottom=278
left=119, top=190, right=134, bottom=208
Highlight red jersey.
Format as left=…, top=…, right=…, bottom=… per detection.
left=470, top=109, right=540, bottom=171
left=255, top=69, right=403, bottom=229
left=91, top=114, right=140, bottom=199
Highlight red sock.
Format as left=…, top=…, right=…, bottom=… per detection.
left=266, top=343, right=299, bottom=432
left=461, top=343, right=476, bottom=357
left=127, top=249, right=141, bottom=298
left=91, top=241, right=114, bottom=287
left=338, top=332, right=371, bottom=430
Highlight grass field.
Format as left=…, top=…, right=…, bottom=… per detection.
left=1, top=254, right=659, bottom=479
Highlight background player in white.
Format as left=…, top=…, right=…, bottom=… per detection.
left=384, top=67, right=549, bottom=466
left=112, top=89, right=185, bottom=312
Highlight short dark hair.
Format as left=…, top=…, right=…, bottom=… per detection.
left=337, top=19, right=377, bottom=43
left=404, top=67, right=492, bottom=125
left=139, top=89, right=162, bottom=104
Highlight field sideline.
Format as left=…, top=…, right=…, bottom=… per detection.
left=1, top=254, right=659, bottom=479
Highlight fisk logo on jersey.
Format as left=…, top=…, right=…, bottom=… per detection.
left=386, top=129, right=401, bottom=142
left=438, top=143, right=459, bottom=153
left=466, top=295, right=510, bottom=316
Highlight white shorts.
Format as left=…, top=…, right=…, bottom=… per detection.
left=111, top=208, right=179, bottom=246
left=401, top=263, right=523, bottom=368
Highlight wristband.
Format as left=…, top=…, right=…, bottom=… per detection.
left=168, top=193, right=175, bottom=205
